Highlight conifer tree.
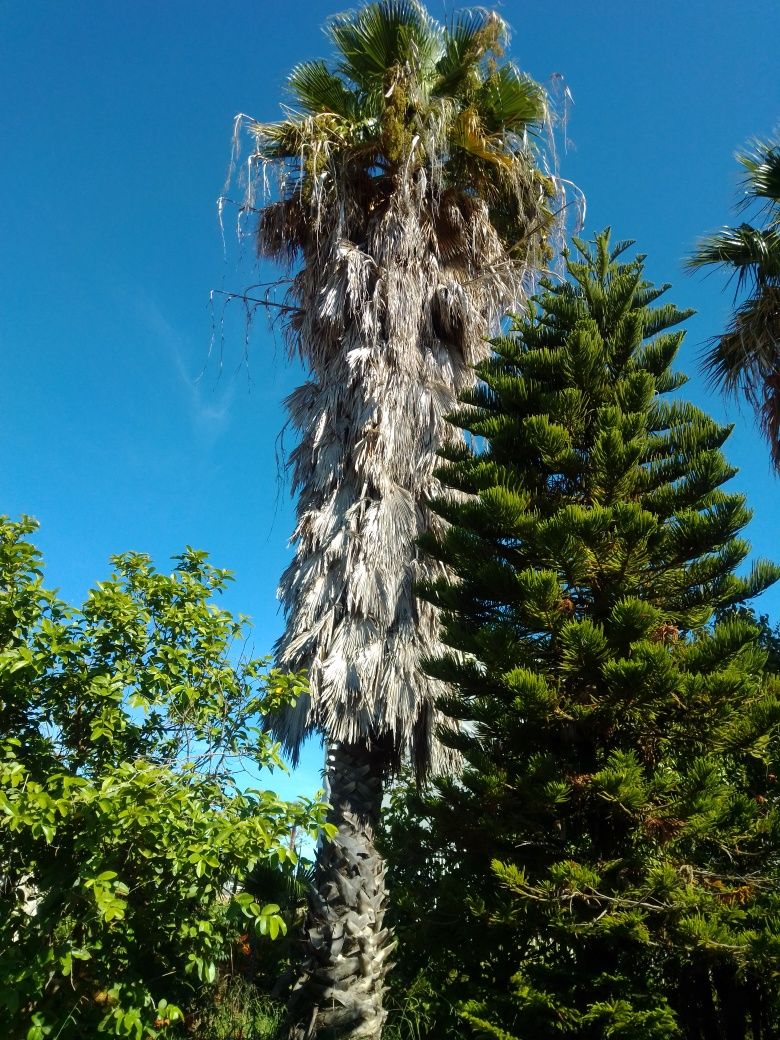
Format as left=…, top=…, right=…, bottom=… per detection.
left=396, top=231, right=780, bottom=1039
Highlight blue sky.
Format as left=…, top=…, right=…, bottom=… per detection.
left=2, top=0, right=779, bottom=799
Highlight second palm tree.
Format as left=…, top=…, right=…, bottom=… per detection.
left=689, top=137, right=780, bottom=466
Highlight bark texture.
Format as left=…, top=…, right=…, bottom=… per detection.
left=287, top=744, right=391, bottom=1040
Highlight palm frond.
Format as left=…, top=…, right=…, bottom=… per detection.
left=703, top=284, right=780, bottom=394
left=763, top=371, right=780, bottom=468
left=248, top=1, right=550, bottom=211
left=690, top=137, right=780, bottom=471
left=288, top=60, right=357, bottom=119
left=244, top=854, right=316, bottom=910
left=433, top=10, right=507, bottom=99
left=687, top=225, right=780, bottom=291
left=702, top=284, right=780, bottom=461
left=738, top=137, right=780, bottom=216
left=451, top=107, right=511, bottom=169
left=251, top=111, right=354, bottom=163
left=329, top=1, right=442, bottom=91
left=478, top=64, right=546, bottom=135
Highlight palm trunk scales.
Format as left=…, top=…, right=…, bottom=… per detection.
left=287, top=744, right=391, bottom=1039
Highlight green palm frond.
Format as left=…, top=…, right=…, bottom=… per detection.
left=253, top=111, right=355, bottom=161
left=288, top=60, right=357, bottom=119
left=687, top=225, right=780, bottom=291
left=703, top=285, right=780, bottom=394
left=252, top=1, right=552, bottom=260
left=244, top=854, right=316, bottom=912
left=738, top=137, right=780, bottom=217
left=329, top=0, right=442, bottom=91
left=478, top=64, right=546, bottom=135
left=252, top=1, right=548, bottom=189
left=702, top=284, right=780, bottom=463
left=433, top=10, right=506, bottom=99
left=689, top=138, right=780, bottom=468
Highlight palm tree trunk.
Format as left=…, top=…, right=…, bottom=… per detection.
left=287, top=743, right=393, bottom=1040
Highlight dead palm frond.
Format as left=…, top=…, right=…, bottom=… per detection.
left=244, top=2, right=558, bottom=777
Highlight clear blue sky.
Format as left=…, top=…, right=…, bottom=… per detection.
left=2, top=1, right=779, bottom=798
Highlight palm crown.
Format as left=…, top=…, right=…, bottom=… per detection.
left=251, top=0, right=552, bottom=255
left=689, top=137, right=780, bottom=466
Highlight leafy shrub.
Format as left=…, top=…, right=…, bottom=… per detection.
left=0, top=517, right=330, bottom=1039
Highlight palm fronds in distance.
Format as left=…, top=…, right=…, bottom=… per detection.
left=688, top=137, right=780, bottom=467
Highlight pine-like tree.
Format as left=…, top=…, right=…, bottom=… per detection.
left=402, top=231, right=780, bottom=1039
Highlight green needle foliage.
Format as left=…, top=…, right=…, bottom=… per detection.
left=386, top=231, right=780, bottom=1039
left=0, top=517, right=330, bottom=1040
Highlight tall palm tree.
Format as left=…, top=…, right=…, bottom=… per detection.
left=689, top=137, right=780, bottom=466
left=245, top=3, right=555, bottom=1035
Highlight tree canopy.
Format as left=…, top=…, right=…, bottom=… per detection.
left=0, top=517, right=330, bottom=1040
left=251, top=0, right=552, bottom=259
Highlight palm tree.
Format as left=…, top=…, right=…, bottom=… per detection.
left=689, top=137, right=780, bottom=466
left=244, top=3, right=555, bottom=1035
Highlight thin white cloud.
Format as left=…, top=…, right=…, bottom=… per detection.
left=134, top=293, right=235, bottom=439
